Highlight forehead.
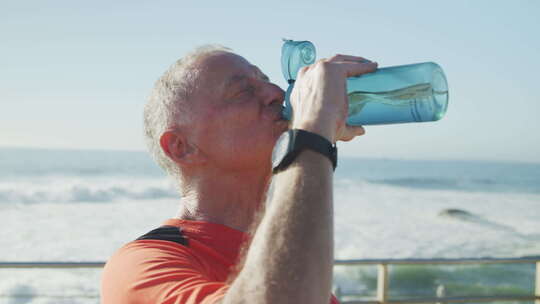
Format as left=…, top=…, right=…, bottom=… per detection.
left=197, top=52, right=264, bottom=88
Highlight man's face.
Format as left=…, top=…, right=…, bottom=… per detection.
left=187, top=52, right=288, bottom=172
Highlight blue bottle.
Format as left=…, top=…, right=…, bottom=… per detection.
left=281, top=39, right=449, bottom=125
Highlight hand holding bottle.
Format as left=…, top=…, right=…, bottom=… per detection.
left=290, top=55, right=378, bottom=143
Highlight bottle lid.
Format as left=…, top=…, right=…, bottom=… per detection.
left=281, top=39, right=316, bottom=82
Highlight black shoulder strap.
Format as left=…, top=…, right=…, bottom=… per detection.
left=136, top=225, right=188, bottom=246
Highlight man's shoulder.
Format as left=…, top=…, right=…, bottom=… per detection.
left=101, top=226, right=200, bottom=297
left=105, top=225, right=194, bottom=270
left=135, top=225, right=188, bottom=246
left=101, top=226, right=225, bottom=304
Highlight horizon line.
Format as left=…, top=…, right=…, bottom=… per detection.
left=1, top=145, right=539, bottom=166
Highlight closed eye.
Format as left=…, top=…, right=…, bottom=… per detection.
left=239, top=85, right=256, bottom=96
left=227, top=85, right=255, bottom=102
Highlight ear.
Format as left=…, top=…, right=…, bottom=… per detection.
left=159, top=130, right=206, bottom=166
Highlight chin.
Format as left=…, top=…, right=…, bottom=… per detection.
left=273, top=120, right=289, bottom=136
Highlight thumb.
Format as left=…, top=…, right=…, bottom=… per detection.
left=337, top=125, right=365, bottom=142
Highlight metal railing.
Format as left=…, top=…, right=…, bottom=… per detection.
left=1, top=257, right=539, bottom=303
left=333, top=257, right=540, bottom=304
left=0, top=261, right=105, bottom=268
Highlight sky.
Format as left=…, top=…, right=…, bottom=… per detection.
left=1, top=0, right=539, bottom=163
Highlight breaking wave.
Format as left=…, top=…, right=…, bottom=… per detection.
left=365, top=176, right=539, bottom=193
left=0, top=178, right=177, bottom=204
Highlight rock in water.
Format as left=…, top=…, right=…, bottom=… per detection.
left=438, top=208, right=476, bottom=220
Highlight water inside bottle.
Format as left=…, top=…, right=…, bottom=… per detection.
left=348, top=83, right=448, bottom=123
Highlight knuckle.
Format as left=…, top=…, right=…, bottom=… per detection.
left=314, top=58, right=327, bottom=67
left=317, top=60, right=332, bottom=69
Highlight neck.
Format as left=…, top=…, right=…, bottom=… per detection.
left=175, top=165, right=271, bottom=232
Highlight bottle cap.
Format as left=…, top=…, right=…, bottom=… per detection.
left=281, top=39, right=316, bottom=82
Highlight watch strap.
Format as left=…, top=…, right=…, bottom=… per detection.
left=273, top=129, right=337, bottom=173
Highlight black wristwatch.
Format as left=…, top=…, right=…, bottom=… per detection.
left=272, top=129, right=337, bottom=174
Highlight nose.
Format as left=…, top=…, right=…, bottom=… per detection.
left=260, top=82, right=285, bottom=106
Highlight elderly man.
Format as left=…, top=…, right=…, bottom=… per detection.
left=101, top=45, right=377, bottom=304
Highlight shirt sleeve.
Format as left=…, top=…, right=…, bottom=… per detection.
left=101, top=240, right=228, bottom=304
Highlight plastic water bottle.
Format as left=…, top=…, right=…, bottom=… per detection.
left=281, top=39, right=449, bottom=125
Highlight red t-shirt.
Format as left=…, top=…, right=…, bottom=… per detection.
left=101, top=219, right=339, bottom=304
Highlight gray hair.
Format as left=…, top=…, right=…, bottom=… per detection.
left=143, top=44, right=232, bottom=180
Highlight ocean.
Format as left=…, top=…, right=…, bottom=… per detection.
left=1, top=147, right=539, bottom=303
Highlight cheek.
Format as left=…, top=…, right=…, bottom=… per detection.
left=213, top=103, right=261, bottom=135
left=194, top=103, right=277, bottom=160
left=193, top=110, right=249, bottom=153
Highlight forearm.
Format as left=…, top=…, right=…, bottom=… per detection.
left=223, top=150, right=334, bottom=304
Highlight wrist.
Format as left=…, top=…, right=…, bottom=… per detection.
left=291, top=121, right=336, bottom=144
left=272, top=129, right=338, bottom=174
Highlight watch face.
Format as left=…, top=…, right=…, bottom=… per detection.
left=272, top=131, right=291, bottom=169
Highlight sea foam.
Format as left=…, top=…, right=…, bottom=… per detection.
left=0, top=177, right=177, bottom=204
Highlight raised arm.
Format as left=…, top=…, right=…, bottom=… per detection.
left=223, top=56, right=378, bottom=303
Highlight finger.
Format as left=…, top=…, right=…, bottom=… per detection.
left=338, top=125, right=366, bottom=142
left=328, top=54, right=371, bottom=63
left=297, top=64, right=311, bottom=76
left=341, top=61, right=378, bottom=78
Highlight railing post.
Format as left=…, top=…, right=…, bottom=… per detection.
left=436, top=284, right=446, bottom=304
left=377, top=264, right=389, bottom=304
left=334, top=286, right=342, bottom=302
left=534, top=261, right=540, bottom=304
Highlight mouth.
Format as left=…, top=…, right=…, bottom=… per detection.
left=265, top=103, right=286, bottom=122
left=277, top=105, right=287, bottom=121
left=273, top=113, right=286, bottom=122
left=268, top=108, right=289, bottom=130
